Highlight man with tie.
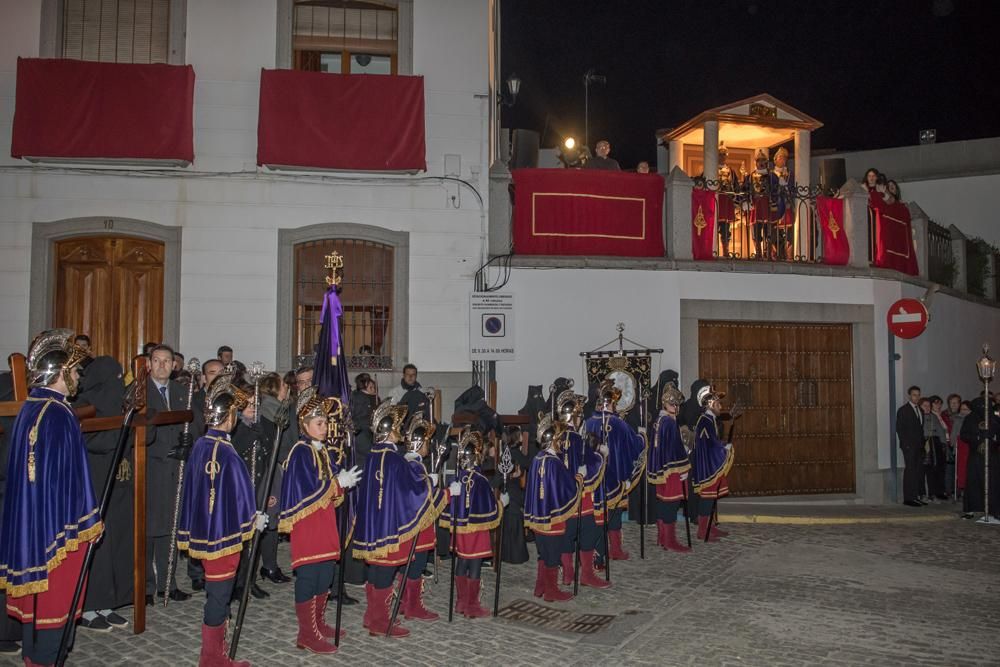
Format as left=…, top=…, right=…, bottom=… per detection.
left=146, top=345, right=202, bottom=602
left=896, top=385, right=926, bottom=507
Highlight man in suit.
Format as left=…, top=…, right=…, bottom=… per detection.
left=146, top=345, right=202, bottom=603
left=896, top=385, right=926, bottom=507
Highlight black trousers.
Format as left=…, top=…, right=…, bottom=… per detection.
left=901, top=443, right=923, bottom=503
left=535, top=532, right=565, bottom=567
left=146, top=534, right=179, bottom=594
left=658, top=499, right=681, bottom=524
left=259, top=529, right=279, bottom=571
left=294, top=561, right=335, bottom=604
left=204, top=578, right=235, bottom=626
left=367, top=550, right=429, bottom=588
left=22, top=625, right=63, bottom=665
left=456, top=557, right=483, bottom=579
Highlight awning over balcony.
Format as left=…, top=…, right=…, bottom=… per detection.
left=512, top=169, right=665, bottom=257
left=10, top=58, right=195, bottom=164
left=257, top=69, right=426, bottom=172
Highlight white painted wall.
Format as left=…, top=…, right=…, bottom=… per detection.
left=895, top=174, right=1000, bottom=244
left=0, top=0, right=490, bottom=373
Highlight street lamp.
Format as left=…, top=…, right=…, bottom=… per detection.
left=976, top=344, right=998, bottom=525
left=499, top=73, right=521, bottom=108
left=583, top=68, right=606, bottom=149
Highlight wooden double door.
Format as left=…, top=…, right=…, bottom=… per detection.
left=698, top=320, right=856, bottom=496
left=54, top=236, right=164, bottom=367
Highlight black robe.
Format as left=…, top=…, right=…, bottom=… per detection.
left=489, top=436, right=533, bottom=564
left=961, top=408, right=1000, bottom=516
left=74, top=356, right=134, bottom=612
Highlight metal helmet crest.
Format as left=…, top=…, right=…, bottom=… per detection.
left=372, top=398, right=407, bottom=442
left=204, top=373, right=251, bottom=428
left=405, top=411, right=436, bottom=454
left=26, top=328, right=89, bottom=391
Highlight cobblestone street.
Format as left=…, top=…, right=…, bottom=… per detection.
left=13, top=512, right=1000, bottom=667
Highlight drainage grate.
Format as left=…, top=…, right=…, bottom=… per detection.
left=495, top=599, right=615, bottom=635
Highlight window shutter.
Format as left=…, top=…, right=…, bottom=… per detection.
left=63, top=0, right=170, bottom=64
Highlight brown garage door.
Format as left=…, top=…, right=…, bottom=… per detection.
left=698, top=321, right=855, bottom=496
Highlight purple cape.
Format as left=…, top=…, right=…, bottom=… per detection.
left=278, top=440, right=343, bottom=534
left=313, top=286, right=350, bottom=402
left=524, top=450, right=580, bottom=531
left=583, top=411, right=645, bottom=510
left=692, top=413, right=734, bottom=493
left=648, top=412, right=690, bottom=484
left=177, top=430, right=256, bottom=560
left=439, top=467, right=500, bottom=532
left=0, top=388, right=103, bottom=597
left=352, top=442, right=444, bottom=561
left=560, top=430, right=606, bottom=507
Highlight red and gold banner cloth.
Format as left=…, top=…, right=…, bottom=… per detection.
left=870, top=193, right=919, bottom=276
left=816, top=196, right=850, bottom=265
left=691, top=187, right=717, bottom=260
left=512, top=169, right=665, bottom=257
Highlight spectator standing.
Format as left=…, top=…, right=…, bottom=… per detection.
left=217, top=345, right=234, bottom=366
left=926, top=396, right=949, bottom=500
left=585, top=140, right=621, bottom=171
left=636, top=161, right=651, bottom=174
left=896, top=386, right=926, bottom=507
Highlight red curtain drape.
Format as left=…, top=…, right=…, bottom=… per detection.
left=11, top=58, right=194, bottom=162
left=870, top=192, right=918, bottom=275
left=257, top=69, right=426, bottom=171
left=511, top=169, right=665, bottom=257
left=817, top=196, right=850, bottom=265
left=691, top=187, right=717, bottom=260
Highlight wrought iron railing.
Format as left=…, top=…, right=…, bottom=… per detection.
left=927, top=221, right=955, bottom=287
left=692, top=178, right=827, bottom=263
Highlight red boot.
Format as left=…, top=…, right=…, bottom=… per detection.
left=295, top=598, right=337, bottom=654
left=367, top=585, right=409, bottom=638
left=463, top=578, right=491, bottom=618
left=454, top=575, right=468, bottom=616
left=199, top=623, right=252, bottom=667
left=697, top=516, right=719, bottom=543
left=362, top=582, right=374, bottom=629
left=663, top=522, right=691, bottom=553
left=560, top=552, right=575, bottom=586
left=542, top=565, right=573, bottom=602
left=314, top=594, right=346, bottom=640
left=579, top=550, right=611, bottom=589
left=656, top=520, right=665, bottom=547
left=533, top=560, right=545, bottom=598
left=608, top=530, right=630, bottom=560
left=712, top=521, right=730, bottom=538
left=402, top=578, right=439, bottom=621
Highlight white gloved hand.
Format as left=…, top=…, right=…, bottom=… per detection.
left=254, top=511, right=268, bottom=532
left=638, top=427, right=647, bottom=435
left=577, top=465, right=587, bottom=477
left=404, top=451, right=422, bottom=462
left=725, top=442, right=733, bottom=451
left=449, top=481, right=462, bottom=496
left=500, top=492, right=510, bottom=507
left=428, top=473, right=439, bottom=487
left=680, top=472, right=689, bottom=481
left=599, top=444, right=609, bottom=457
left=337, top=465, right=362, bottom=489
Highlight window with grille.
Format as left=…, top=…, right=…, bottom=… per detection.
left=293, top=0, right=398, bottom=74
left=61, top=0, right=171, bottom=64
left=294, top=239, right=394, bottom=371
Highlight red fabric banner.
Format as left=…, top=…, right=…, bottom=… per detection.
left=257, top=69, right=426, bottom=171
left=870, top=192, right=919, bottom=275
left=511, top=169, right=664, bottom=257
left=11, top=58, right=194, bottom=162
left=816, top=196, right=849, bottom=265
left=691, top=187, right=717, bottom=260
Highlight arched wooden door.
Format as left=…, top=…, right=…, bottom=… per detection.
left=54, top=236, right=164, bottom=367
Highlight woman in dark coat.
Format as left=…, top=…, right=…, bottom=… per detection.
left=73, top=356, right=133, bottom=629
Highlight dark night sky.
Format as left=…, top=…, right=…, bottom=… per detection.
left=500, top=0, right=998, bottom=169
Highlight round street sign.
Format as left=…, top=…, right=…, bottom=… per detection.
left=887, top=298, right=928, bottom=339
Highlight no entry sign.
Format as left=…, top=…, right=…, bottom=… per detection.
left=887, top=298, right=928, bottom=339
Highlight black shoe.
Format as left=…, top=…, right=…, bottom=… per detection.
left=158, top=589, right=191, bottom=602
left=191, top=578, right=205, bottom=592
left=260, top=567, right=291, bottom=584
left=250, top=583, right=270, bottom=600
left=145, top=594, right=155, bottom=607
left=80, top=615, right=113, bottom=632
left=421, top=568, right=433, bottom=580
left=101, top=611, right=129, bottom=628
left=0, top=640, right=19, bottom=655
left=962, top=512, right=975, bottom=519
left=903, top=500, right=922, bottom=507
left=327, top=590, right=359, bottom=605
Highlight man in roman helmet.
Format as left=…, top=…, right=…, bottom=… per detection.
left=770, top=146, right=796, bottom=260
left=648, top=383, right=691, bottom=553
left=177, top=373, right=266, bottom=667
left=524, top=415, right=584, bottom=603
left=278, top=387, right=361, bottom=654
left=582, top=380, right=645, bottom=563
left=554, top=389, right=610, bottom=590
left=352, top=400, right=454, bottom=638
left=691, top=385, right=735, bottom=542
left=0, top=329, right=100, bottom=667
left=439, top=427, right=503, bottom=618
left=715, top=143, right=739, bottom=258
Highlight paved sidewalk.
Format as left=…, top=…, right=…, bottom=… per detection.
left=14, top=509, right=999, bottom=667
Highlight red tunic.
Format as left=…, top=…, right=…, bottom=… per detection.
left=656, top=473, right=685, bottom=502
left=6, top=547, right=87, bottom=630
left=368, top=523, right=437, bottom=567
left=698, top=475, right=730, bottom=500
left=203, top=553, right=241, bottom=582
left=290, top=502, right=341, bottom=569
left=456, top=529, right=493, bottom=559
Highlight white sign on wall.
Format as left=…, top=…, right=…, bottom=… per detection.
left=470, top=292, right=515, bottom=360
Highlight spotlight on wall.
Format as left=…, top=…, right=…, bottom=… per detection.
left=919, top=129, right=937, bottom=145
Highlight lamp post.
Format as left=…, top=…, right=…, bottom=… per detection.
left=583, top=68, right=606, bottom=149
left=976, top=344, right=999, bottom=525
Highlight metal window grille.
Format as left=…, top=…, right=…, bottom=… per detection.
left=62, top=0, right=171, bottom=64
left=293, top=238, right=394, bottom=371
